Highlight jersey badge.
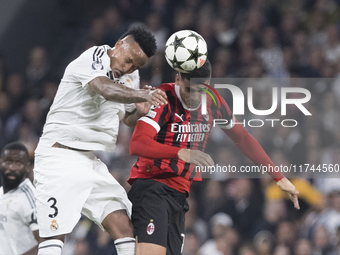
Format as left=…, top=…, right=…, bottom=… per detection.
left=146, top=110, right=157, bottom=119
left=92, top=59, right=104, bottom=70
left=146, top=165, right=151, bottom=172
left=50, top=220, right=59, bottom=231
left=147, top=219, right=155, bottom=235
left=204, top=114, right=209, bottom=121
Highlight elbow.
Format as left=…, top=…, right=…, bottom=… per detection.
left=234, top=132, right=250, bottom=147
left=89, top=77, right=111, bottom=100
left=129, top=138, right=140, bottom=156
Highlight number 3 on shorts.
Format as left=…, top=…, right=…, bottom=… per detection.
left=47, top=197, right=59, bottom=218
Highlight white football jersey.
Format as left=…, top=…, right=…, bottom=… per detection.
left=36, top=45, right=139, bottom=153
left=0, top=179, right=38, bottom=255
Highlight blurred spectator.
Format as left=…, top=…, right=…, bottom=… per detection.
left=0, top=53, right=7, bottom=91
left=253, top=230, right=275, bottom=255
left=183, top=230, right=200, bottom=255
left=257, top=26, right=288, bottom=77
left=276, top=221, right=297, bottom=251
left=217, top=179, right=262, bottom=240
left=199, top=212, right=233, bottom=255
left=185, top=196, right=208, bottom=242
left=4, top=99, right=43, bottom=144
left=145, top=12, right=168, bottom=52
left=253, top=199, right=287, bottom=237
left=273, top=244, right=291, bottom=255
left=323, top=24, right=340, bottom=64
left=294, top=239, right=313, bottom=255
left=38, top=81, right=58, bottom=117
left=103, top=7, right=127, bottom=47
left=317, top=191, right=340, bottom=242
left=238, top=243, right=257, bottom=255
left=202, top=180, right=227, bottom=220
left=312, top=225, right=336, bottom=254
left=26, top=46, right=50, bottom=91
left=5, top=73, right=26, bottom=112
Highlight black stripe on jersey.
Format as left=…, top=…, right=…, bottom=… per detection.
left=93, top=46, right=105, bottom=62
left=115, top=240, right=136, bottom=245
left=157, top=91, right=172, bottom=126
left=154, top=91, right=172, bottom=169
left=93, top=47, right=99, bottom=61
left=167, top=91, right=181, bottom=174
left=98, top=46, right=105, bottom=58
left=39, top=244, right=62, bottom=249
left=107, top=71, right=114, bottom=80
left=20, top=185, right=35, bottom=209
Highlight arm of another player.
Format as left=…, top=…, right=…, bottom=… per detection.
left=89, top=76, right=167, bottom=106
left=222, top=118, right=300, bottom=209
left=129, top=120, right=214, bottom=167
left=123, top=85, right=156, bottom=127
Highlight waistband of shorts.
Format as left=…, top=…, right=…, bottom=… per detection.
left=132, top=179, right=187, bottom=201
left=35, top=145, right=96, bottom=161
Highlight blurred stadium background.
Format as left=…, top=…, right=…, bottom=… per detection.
left=0, top=0, right=340, bottom=254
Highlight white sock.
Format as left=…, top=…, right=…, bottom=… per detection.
left=114, top=237, right=136, bottom=255
left=38, top=239, right=63, bottom=255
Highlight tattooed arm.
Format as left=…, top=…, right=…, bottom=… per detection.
left=88, top=76, right=167, bottom=106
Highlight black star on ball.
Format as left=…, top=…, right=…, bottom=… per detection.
left=172, top=35, right=186, bottom=52
left=187, top=47, right=204, bottom=64
left=188, top=32, right=203, bottom=43
left=171, top=54, right=185, bottom=70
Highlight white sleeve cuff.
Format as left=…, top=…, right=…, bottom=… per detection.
left=138, top=117, right=160, bottom=133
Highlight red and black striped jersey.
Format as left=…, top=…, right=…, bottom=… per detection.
left=128, top=83, right=234, bottom=193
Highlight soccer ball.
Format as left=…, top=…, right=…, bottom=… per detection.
left=165, top=30, right=208, bottom=73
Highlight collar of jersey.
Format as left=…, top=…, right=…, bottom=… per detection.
left=175, top=84, right=201, bottom=111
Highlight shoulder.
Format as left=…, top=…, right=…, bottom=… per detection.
left=18, top=180, right=36, bottom=209
left=76, top=45, right=108, bottom=62
left=123, top=70, right=140, bottom=82
left=159, top=83, right=175, bottom=92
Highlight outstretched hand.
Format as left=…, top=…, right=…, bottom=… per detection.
left=135, top=85, right=159, bottom=116
left=178, top=149, right=214, bottom=167
left=147, top=89, right=167, bottom=108
left=276, top=177, right=300, bottom=210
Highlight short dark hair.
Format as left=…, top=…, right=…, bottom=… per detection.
left=180, top=59, right=212, bottom=81
left=120, top=27, right=157, bottom=58
left=1, top=142, right=29, bottom=157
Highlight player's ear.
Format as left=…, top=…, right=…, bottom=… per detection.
left=175, top=74, right=180, bottom=84
left=114, top=40, right=123, bottom=48
left=25, top=161, right=31, bottom=174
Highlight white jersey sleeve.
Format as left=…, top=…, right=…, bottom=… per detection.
left=64, top=45, right=111, bottom=88
left=0, top=179, right=38, bottom=255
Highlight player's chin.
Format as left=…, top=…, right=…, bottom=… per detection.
left=4, top=175, right=19, bottom=183
left=190, top=101, right=200, bottom=108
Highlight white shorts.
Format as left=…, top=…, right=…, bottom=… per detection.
left=34, top=146, right=132, bottom=238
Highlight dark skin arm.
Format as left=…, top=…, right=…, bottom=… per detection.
left=88, top=76, right=167, bottom=106
left=123, top=85, right=156, bottom=127
left=123, top=109, right=141, bottom=127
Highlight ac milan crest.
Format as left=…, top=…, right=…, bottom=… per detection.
left=147, top=221, right=155, bottom=235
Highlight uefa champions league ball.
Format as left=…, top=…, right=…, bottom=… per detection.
left=165, top=30, right=208, bottom=73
